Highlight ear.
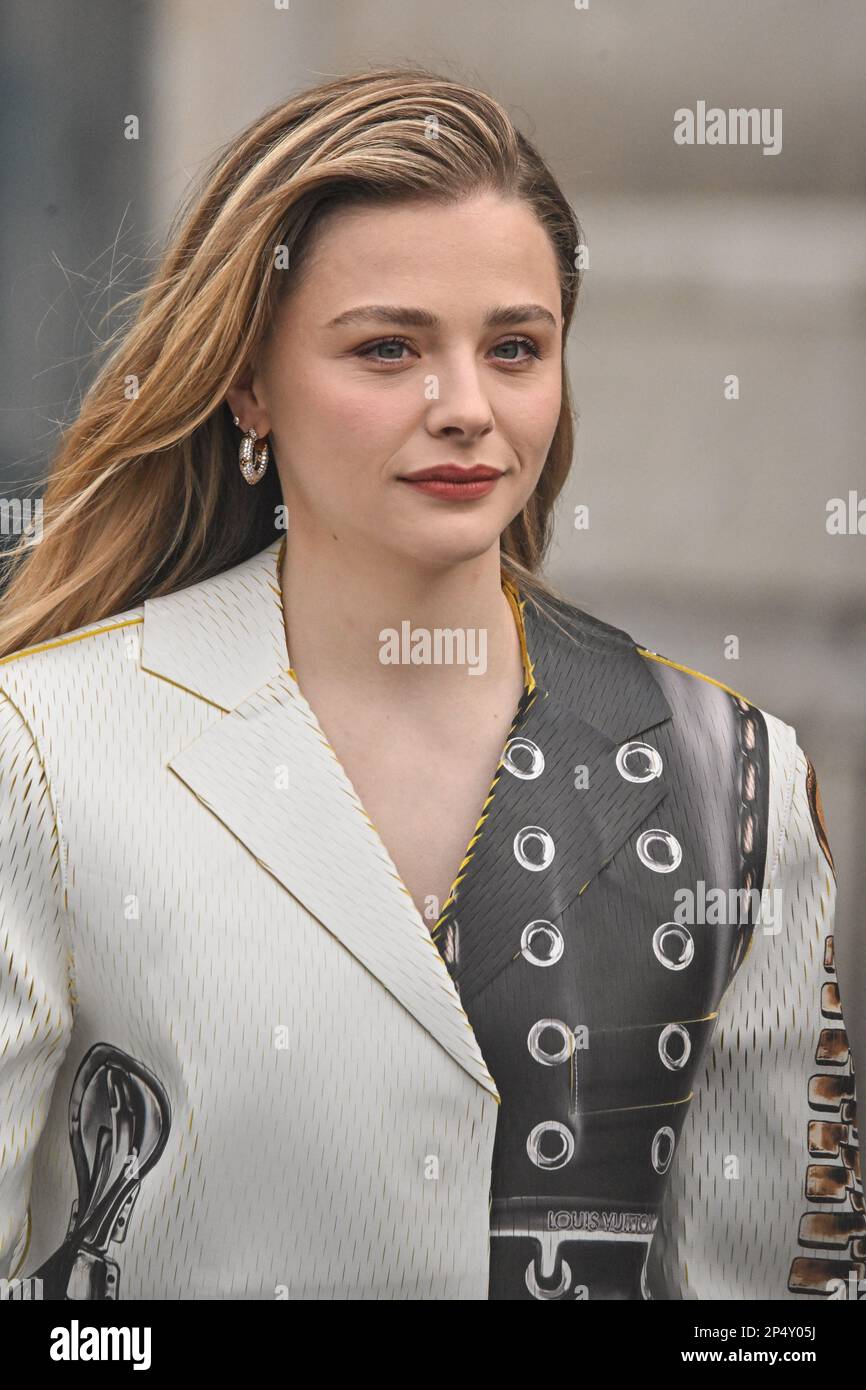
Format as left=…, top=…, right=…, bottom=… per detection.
left=225, top=366, right=272, bottom=438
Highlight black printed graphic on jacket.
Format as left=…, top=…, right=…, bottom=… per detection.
left=4, top=1043, right=171, bottom=1300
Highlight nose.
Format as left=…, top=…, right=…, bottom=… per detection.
left=424, top=353, right=495, bottom=441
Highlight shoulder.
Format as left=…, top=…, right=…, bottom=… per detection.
left=627, top=636, right=832, bottom=895
left=636, top=643, right=810, bottom=862
left=0, top=603, right=145, bottom=713
left=633, top=641, right=798, bottom=757
left=530, top=586, right=811, bottom=862
left=529, top=584, right=798, bottom=739
left=630, top=640, right=834, bottom=902
left=636, top=642, right=797, bottom=753
left=0, top=602, right=146, bottom=855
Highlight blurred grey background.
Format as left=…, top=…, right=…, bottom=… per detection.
left=1, top=1, right=864, bottom=1071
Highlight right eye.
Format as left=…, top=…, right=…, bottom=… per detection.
left=354, top=336, right=416, bottom=365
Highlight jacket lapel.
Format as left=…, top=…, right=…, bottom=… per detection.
left=431, top=588, right=674, bottom=1006
left=140, top=537, right=674, bottom=1095
left=140, top=537, right=500, bottom=1101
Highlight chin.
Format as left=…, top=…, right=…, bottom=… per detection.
left=393, top=511, right=509, bottom=564
left=401, top=536, right=501, bottom=572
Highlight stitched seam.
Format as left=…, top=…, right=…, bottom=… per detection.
left=0, top=616, right=143, bottom=666
left=431, top=684, right=540, bottom=941
left=430, top=576, right=536, bottom=935
left=138, top=666, right=228, bottom=712
left=637, top=648, right=752, bottom=704
left=502, top=576, right=536, bottom=693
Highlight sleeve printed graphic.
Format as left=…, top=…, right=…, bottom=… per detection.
left=788, top=756, right=862, bottom=1297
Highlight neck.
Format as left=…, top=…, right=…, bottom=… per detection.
left=279, top=528, right=525, bottom=696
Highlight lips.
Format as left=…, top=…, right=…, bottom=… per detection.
left=396, top=465, right=504, bottom=501
left=398, top=465, right=504, bottom=482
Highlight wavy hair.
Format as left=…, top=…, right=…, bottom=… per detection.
left=0, top=65, right=585, bottom=657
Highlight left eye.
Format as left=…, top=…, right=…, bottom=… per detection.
left=492, top=337, right=540, bottom=362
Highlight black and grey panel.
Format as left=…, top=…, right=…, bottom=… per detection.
left=433, top=590, right=772, bottom=1300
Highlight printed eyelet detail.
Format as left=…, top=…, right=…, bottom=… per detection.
left=657, top=1022, right=691, bottom=1071
left=636, top=828, right=682, bottom=873
left=652, top=922, right=694, bottom=971
left=616, top=741, right=663, bottom=783
left=526, top=1258, right=572, bottom=1300
left=526, top=1120, right=574, bottom=1170
left=520, top=920, right=564, bottom=967
left=502, top=737, right=545, bottom=780
left=651, top=1125, right=676, bottom=1175
left=513, top=825, right=555, bottom=872
left=527, top=1019, right=574, bottom=1066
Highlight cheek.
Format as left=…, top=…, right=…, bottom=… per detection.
left=283, top=359, right=418, bottom=441
left=502, top=374, right=562, bottom=452
left=332, top=388, right=418, bottom=440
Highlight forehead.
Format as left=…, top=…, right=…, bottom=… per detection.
left=291, top=192, right=562, bottom=315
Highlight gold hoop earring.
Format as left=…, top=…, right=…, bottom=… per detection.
left=233, top=416, right=269, bottom=486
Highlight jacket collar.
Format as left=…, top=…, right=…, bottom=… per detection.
left=141, top=536, right=500, bottom=1099
left=430, top=581, right=673, bottom=1003
left=516, top=581, right=672, bottom=740
left=140, top=537, right=673, bottom=1083
left=139, top=535, right=672, bottom=735
left=140, top=537, right=289, bottom=711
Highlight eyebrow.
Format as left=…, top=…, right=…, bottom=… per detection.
left=325, top=303, right=559, bottom=331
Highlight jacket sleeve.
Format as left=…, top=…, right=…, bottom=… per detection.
left=0, top=689, right=75, bottom=1282
left=649, top=723, right=863, bottom=1299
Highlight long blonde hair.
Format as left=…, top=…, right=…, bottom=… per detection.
left=0, top=65, right=585, bottom=658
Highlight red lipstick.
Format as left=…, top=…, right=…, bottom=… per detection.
left=397, top=463, right=504, bottom=501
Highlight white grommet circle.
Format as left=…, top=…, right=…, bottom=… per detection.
left=616, top=741, right=663, bottom=783
left=658, top=1022, right=691, bottom=1071
left=527, top=1019, right=574, bottom=1066
left=636, top=828, right=682, bottom=873
left=526, top=1120, right=574, bottom=1170
left=502, top=737, right=545, bottom=780
left=651, top=1125, right=676, bottom=1175
left=513, top=825, right=555, bottom=872
left=520, top=920, right=564, bottom=967
left=652, top=922, right=694, bottom=972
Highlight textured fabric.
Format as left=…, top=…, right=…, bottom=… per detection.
left=649, top=733, right=862, bottom=1299
left=0, top=543, right=497, bottom=1299
left=0, top=536, right=860, bottom=1300
left=434, top=599, right=780, bottom=1299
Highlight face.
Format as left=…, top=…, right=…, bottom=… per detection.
left=229, top=191, right=564, bottom=573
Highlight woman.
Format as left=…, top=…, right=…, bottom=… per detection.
left=0, top=68, right=860, bottom=1302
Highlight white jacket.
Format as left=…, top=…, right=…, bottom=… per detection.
left=0, top=537, right=860, bottom=1299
